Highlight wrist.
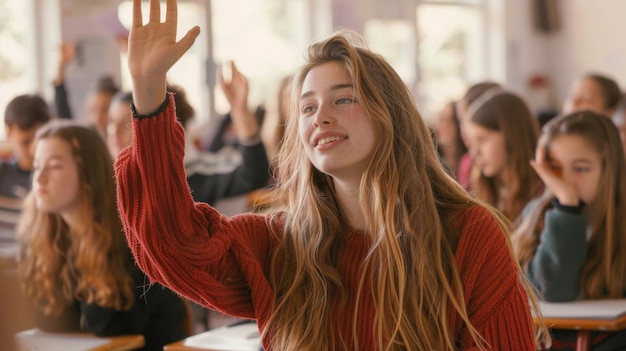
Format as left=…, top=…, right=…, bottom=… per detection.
left=552, top=198, right=585, bottom=215
left=131, top=93, right=170, bottom=119
left=239, top=132, right=262, bottom=146
left=131, top=77, right=167, bottom=115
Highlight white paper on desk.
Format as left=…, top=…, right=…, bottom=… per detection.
left=184, top=322, right=261, bottom=351
left=15, top=329, right=110, bottom=351
left=539, top=299, right=626, bottom=320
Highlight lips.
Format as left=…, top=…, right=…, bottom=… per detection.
left=313, top=132, right=348, bottom=147
left=316, top=135, right=346, bottom=146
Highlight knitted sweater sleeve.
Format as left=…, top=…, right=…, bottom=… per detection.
left=526, top=209, right=587, bottom=302
left=453, top=207, right=537, bottom=350
left=114, top=94, right=274, bottom=320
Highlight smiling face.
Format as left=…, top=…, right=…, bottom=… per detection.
left=547, top=134, right=603, bottom=205
left=32, top=137, right=80, bottom=220
left=298, top=61, right=376, bottom=183
left=466, top=122, right=507, bottom=177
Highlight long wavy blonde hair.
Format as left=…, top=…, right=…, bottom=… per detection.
left=514, top=110, right=626, bottom=299
left=17, top=123, right=134, bottom=316
left=264, top=30, right=548, bottom=350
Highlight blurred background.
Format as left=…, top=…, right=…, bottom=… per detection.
left=0, top=0, right=624, bottom=138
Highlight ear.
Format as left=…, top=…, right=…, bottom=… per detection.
left=5, top=124, right=13, bottom=136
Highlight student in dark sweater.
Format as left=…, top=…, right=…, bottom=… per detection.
left=0, top=94, right=51, bottom=262
left=17, top=123, right=186, bottom=351
left=514, top=110, right=626, bottom=350
left=106, top=83, right=269, bottom=206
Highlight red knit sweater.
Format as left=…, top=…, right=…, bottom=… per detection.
left=115, top=95, right=536, bottom=350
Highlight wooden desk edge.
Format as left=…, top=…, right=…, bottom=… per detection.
left=535, top=314, right=626, bottom=331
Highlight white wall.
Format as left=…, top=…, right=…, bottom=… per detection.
left=544, top=0, right=626, bottom=108
left=57, top=0, right=122, bottom=121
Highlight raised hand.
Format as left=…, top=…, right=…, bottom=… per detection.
left=220, top=61, right=259, bottom=140
left=54, top=42, right=76, bottom=85
left=220, top=61, right=249, bottom=113
left=127, top=0, right=200, bottom=115
left=530, top=146, right=580, bottom=206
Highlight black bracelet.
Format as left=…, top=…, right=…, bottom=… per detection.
left=552, top=198, right=586, bottom=215
left=130, top=94, right=170, bottom=119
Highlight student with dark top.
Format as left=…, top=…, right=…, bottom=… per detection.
left=0, top=94, right=51, bottom=261
left=106, top=85, right=269, bottom=206
left=17, top=122, right=187, bottom=351
left=53, top=41, right=120, bottom=133
left=113, top=1, right=549, bottom=349
left=514, top=111, right=626, bottom=350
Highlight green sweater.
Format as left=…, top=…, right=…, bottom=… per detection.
left=526, top=204, right=588, bottom=302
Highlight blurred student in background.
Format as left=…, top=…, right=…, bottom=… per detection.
left=465, top=89, right=542, bottom=224
left=514, top=111, right=626, bottom=350
left=611, top=96, right=626, bottom=155
left=0, top=95, right=52, bottom=263
left=106, top=79, right=269, bottom=206
left=561, top=73, right=622, bottom=117
left=433, top=101, right=466, bottom=178
left=17, top=123, right=187, bottom=351
left=455, top=81, right=501, bottom=190
left=53, top=41, right=120, bottom=134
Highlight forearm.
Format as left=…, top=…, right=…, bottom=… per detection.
left=130, top=75, right=167, bottom=115
left=114, top=95, right=258, bottom=313
left=115, top=94, right=212, bottom=281
left=468, top=285, right=536, bottom=350
left=527, top=210, right=587, bottom=301
left=53, top=83, right=73, bottom=119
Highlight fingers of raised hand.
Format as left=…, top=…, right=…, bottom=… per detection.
left=131, top=0, right=143, bottom=29
left=149, top=0, right=161, bottom=23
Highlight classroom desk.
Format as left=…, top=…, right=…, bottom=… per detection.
left=536, top=299, right=626, bottom=351
left=15, top=328, right=145, bottom=351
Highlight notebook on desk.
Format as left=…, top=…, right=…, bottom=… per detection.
left=15, top=329, right=110, bottom=351
left=539, top=299, right=626, bottom=320
left=183, top=321, right=262, bottom=351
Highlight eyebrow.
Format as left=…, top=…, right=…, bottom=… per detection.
left=35, top=155, right=66, bottom=163
left=300, top=83, right=354, bottom=100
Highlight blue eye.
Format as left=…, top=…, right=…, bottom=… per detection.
left=301, top=105, right=315, bottom=114
left=336, top=98, right=353, bottom=104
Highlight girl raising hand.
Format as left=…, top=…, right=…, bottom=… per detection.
left=118, top=0, right=548, bottom=349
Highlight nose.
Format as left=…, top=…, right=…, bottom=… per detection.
left=34, top=168, right=46, bottom=185
left=312, top=104, right=335, bottom=127
left=560, top=168, right=575, bottom=186
left=469, top=143, right=479, bottom=159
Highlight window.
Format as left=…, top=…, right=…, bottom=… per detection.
left=416, top=0, right=489, bottom=119
left=210, top=0, right=310, bottom=114
left=118, top=0, right=210, bottom=123
left=0, top=0, right=34, bottom=140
